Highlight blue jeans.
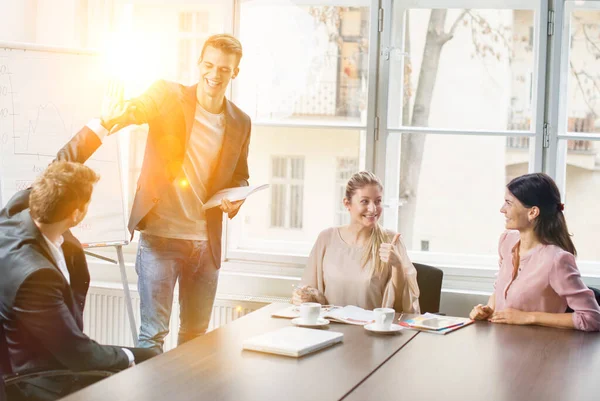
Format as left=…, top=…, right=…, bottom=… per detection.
left=135, top=233, right=219, bottom=352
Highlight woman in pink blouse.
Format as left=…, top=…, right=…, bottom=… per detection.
left=470, top=173, right=600, bottom=331
left=292, top=172, right=420, bottom=313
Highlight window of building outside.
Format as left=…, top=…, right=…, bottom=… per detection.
left=335, top=157, right=359, bottom=226
left=270, top=156, right=305, bottom=229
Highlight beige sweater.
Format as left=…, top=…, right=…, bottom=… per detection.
left=301, top=227, right=420, bottom=313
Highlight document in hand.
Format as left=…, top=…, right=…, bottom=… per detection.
left=202, top=184, right=269, bottom=211
left=271, top=305, right=376, bottom=326
left=399, top=313, right=473, bottom=335
left=242, top=327, right=343, bottom=357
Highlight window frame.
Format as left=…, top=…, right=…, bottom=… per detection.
left=546, top=0, right=600, bottom=274
left=375, top=0, right=548, bottom=209
left=112, top=0, right=600, bottom=288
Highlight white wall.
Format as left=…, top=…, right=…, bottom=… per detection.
left=0, top=0, right=38, bottom=43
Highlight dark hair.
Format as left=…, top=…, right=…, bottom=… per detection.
left=507, top=173, right=576, bottom=256
left=29, top=161, right=100, bottom=223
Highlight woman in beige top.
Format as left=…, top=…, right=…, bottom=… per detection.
left=292, top=171, right=420, bottom=313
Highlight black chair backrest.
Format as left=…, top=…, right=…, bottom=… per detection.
left=413, top=263, right=444, bottom=314
left=592, top=287, right=600, bottom=307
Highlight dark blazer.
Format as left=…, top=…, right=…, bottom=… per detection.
left=0, top=190, right=155, bottom=399
left=57, top=80, right=251, bottom=268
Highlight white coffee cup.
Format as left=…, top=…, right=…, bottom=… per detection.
left=299, top=302, right=321, bottom=324
left=373, top=308, right=395, bottom=330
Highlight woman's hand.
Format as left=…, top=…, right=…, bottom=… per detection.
left=489, top=308, right=534, bottom=325
left=291, top=285, right=319, bottom=305
left=469, top=304, right=494, bottom=320
left=379, top=233, right=407, bottom=269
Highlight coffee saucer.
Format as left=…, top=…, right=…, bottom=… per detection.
left=364, top=323, right=404, bottom=334
left=291, top=317, right=330, bottom=328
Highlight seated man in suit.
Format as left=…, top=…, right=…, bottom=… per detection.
left=0, top=161, right=156, bottom=401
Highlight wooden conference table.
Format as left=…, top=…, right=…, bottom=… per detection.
left=60, top=303, right=417, bottom=401
left=344, top=317, right=600, bottom=401
left=60, top=303, right=600, bottom=401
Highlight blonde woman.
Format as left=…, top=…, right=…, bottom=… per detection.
left=292, top=172, right=420, bottom=313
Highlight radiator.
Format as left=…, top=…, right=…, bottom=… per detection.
left=83, top=285, right=287, bottom=351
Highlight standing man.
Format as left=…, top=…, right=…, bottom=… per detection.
left=59, top=34, right=251, bottom=352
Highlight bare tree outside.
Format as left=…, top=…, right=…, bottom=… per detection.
left=309, top=6, right=600, bottom=249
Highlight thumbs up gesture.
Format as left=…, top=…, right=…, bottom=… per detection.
left=379, top=233, right=405, bottom=268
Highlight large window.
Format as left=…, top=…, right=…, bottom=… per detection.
left=224, top=0, right=600, bottom=283
left=378, top=0, right=545, bottom=272
left=226, top=0, right=372, bottom=257
left=9, top=1, right=599, bottom=285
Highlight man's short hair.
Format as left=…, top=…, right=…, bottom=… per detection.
left=198, top=34, right=243, bottom=65
left=29, top=161, right=100, bottom=223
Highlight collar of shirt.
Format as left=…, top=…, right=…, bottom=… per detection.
left=41, top=234, right=70, bottom=284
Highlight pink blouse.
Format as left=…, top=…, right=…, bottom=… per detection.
left=494, top=230, right=600, bottom=332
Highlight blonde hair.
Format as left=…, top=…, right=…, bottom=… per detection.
left=344, top=171, right=389, bottom=277
left=30, top=161, right=100, bottom=223
left=199, top=34, right=243, bottom=66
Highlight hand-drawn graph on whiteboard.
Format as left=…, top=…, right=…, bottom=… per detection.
left=0, top=43, right=129, bottom=246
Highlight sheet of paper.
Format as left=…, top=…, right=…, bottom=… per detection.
left=202, top=184, right=269, bottom=210
left=326, top=305, right=375, bottom=325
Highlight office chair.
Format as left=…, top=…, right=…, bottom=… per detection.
left=0, top=321, right=114, bottom=400
left=565, top=286, right=600, bottom=313
left=414, top=263, right=444, bottom=314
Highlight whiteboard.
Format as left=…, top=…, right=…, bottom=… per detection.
left=0, top=42, right=129, bottom=247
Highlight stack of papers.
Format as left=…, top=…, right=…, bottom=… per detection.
left=399, top=313, right=473, bottom=335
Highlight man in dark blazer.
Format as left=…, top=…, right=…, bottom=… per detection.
left=0, top=162, right=156, bottom=401
left=58, top=34, right=252, bottom=351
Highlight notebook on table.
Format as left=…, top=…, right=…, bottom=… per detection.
left=242, top=327, right=344, bottom=357
left=271, top=305, right=375, bottom=326
left=399, top=313, right=474, bottom=335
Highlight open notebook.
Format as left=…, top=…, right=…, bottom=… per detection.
left=271, top=305, right=375, bottom=326
left=242, top=327, right=344, bottom=357
left=202, top=184, right=269, bottom=210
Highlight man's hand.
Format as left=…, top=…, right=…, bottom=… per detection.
left=100, top=80, right=146, bottom=134
left=220, top=199, right=244, bottom=219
